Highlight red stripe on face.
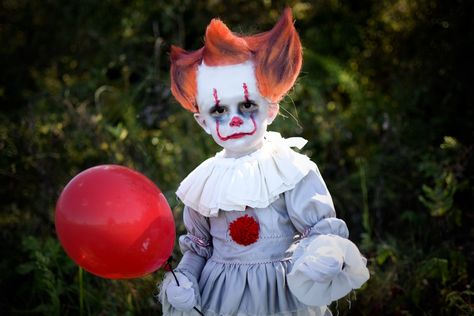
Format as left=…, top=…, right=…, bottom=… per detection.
left=242, top=83, right=249, bottom=102
left=213, top=88, right=220, bottom=105
left=216, top=115, right=257, bottom=141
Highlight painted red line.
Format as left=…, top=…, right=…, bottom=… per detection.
left=216, top=116, right=257, bottom=141
left=243, top=83, right=249, bottom=102
left=213, top=88, right=220, bottom=106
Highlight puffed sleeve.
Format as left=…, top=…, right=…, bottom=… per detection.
left=285, top=168, right=369, bottom=307
left=159, top=206, right=213, bottom=314
left=176, top=206, right=213, bottom=277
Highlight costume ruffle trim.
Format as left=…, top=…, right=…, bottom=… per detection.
left=176, top=132, right=316, bottom=217
left=287, top=235, right=370, bottom=306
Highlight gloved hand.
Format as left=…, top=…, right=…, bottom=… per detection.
left=165, top=272, right=196, bottom=311
left=288, top=235, right=369, bottom=307
left=297, top=245, right=344, bottom=283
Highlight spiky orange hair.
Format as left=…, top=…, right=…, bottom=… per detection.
left=170, top=8, right=302, bottom=112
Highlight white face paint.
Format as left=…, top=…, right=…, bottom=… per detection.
left=194, top=61, right=278, bottom=158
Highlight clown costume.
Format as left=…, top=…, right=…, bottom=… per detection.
left=159, top=8, right=370, bottom=316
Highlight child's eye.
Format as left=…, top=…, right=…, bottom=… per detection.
left=240, top=102, right=258, bottom=112
left=210, top=105, right=228, bottom=117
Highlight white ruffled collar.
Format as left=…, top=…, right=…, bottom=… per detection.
left=176, top=132, right=316, bottom=217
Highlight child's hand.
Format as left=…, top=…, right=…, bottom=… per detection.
left=165, top=272, right=196, bottom=311
left=296, top=247, right=344, bottom=283
left=288, top=235, right=369, bottom=306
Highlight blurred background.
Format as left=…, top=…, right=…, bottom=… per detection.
left=1, top=0, right=472, bottom=315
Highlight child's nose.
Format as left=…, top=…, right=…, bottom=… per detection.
left=229, top=116, right=244, bottom=127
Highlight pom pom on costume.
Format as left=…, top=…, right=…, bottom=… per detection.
left=228, top=215, right=260, bottom=246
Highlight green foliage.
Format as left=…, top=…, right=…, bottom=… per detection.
left=1, top=0, right=473, bottom=315
left=17, top=236, right=76, bottom=315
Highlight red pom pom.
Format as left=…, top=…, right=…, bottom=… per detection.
left=229, top=215, right=260, bottom=246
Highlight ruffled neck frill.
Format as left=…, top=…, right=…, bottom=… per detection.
left=176, top=131, right=317, bottom=217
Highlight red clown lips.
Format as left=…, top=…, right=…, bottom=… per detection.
left=229, top=215, right=260, bottom=246
left=216, top=116, right=257, bottom=141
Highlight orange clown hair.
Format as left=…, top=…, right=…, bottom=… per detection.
left=170, top=8, right=302, bottom=112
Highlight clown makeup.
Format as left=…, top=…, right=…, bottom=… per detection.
left=194, top=61, right=278, bottom=158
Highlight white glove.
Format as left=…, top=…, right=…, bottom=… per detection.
left=297, top=246, right=344, bottom=283
left=165, top=272, right=196, bottom=311
left=288, top=235, right=370, bottom=306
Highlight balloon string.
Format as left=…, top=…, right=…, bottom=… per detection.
left=165, top=257, right=204, bottom=316
left=166, top=257, right=180, bottom=286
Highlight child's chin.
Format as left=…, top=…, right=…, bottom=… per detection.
left=223, top=141, right=261, bottom=153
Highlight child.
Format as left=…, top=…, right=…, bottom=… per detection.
left=159, top=8, right=369, bottom=316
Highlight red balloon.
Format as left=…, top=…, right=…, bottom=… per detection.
left=55, top=165, right=175, bottom=279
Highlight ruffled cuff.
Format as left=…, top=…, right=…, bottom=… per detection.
left=158, top=270, right=202, bottom=315
left=292, top=218, right=349, bottom=261
left=304, top=217, right=349, bottom=239
left=288, top=234, right=369, bottom=306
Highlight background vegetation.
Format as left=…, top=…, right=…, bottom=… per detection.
left=1, top=0, right=472, bottom=315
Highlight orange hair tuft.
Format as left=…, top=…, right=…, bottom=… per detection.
left=249, top=8, right=302, bottom=103
left=170, top=7, right=302, bottom=112
left=170, top=46, right=202, bottom=112
left=203, top=19, right=251, bottom=66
